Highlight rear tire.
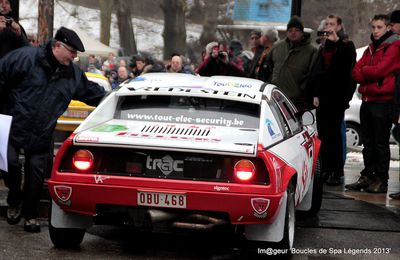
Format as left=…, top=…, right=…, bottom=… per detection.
left=49, top=224, right=85, bottom=248
left=48, top=203, right=85, bottom=248
left=305, top=156, right=323, bottom=216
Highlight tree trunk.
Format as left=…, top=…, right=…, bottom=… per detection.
left=38, top=0, right=54, bottom=45
left=98, top=0, right=113, bottom=46
left=199, top=1, right=218, bottom=47
left=116, top=0, right=137, bottom=55
left=161, top=0, right=187, bottom=60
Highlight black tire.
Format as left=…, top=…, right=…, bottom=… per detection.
left=304, top=156, right=323, bottom=216
left=49, top=224, right=86, bottom=248
left=346, top=122, right=362, bottom=146
left=48, top=203, right=85, bottom=248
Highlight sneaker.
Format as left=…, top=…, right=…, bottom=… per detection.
left=6, top=206, right=21, bottom=225
left=24, top=219, right=41, bottom=233
left=325, top=174, right=343, bottom=186
left=389, top=192, right=400, bottom=199
left=345, top=176, right=371, bottom=191
left=365, top=179, right=388, bottom=193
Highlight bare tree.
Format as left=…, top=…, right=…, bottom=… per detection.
left=98, top=0, right=112, bottom=45
left=199, top=0, right=218, bottom=46
left=38, top=0, right=54, bottom=44
left=161, top=0, right=187, bottom=60
left=116, top=0, right=137, bottom=55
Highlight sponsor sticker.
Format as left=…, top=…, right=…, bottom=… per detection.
left=146, top=155, right=184, bottom=176
left=54, top=185, right=72, bottom=204
left=76, top=136, right=99, bottom=142
left=251, top=198, right=270, bottom=218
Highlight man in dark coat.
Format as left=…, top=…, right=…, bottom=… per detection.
left=309, top=15, right=357, bottom=185
left=0, top=27, right=106, bottom=232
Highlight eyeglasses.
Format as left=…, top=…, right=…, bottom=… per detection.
left=59, top=41, right=77, bottom=54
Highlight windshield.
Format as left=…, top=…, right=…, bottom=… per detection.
left=115, top=95, right=260, bottom=128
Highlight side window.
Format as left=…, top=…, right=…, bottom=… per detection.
left=268, top=100, right=289, bottom=137
left=271, top=90, right=301, bottom=135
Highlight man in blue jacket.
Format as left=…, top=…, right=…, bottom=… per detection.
left=0, top=27, right=106, bottom=232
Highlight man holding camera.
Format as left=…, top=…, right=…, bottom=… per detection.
left=0, top=14, right=28, bottom=58
left=196, top=41, right=244, bottom=77
left=308, top=14, right=357, bottom=185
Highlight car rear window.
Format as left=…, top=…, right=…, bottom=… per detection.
left=115, top=95, right=260, bottom=128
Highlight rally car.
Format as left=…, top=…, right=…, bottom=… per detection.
left=48, top=73, right=322, bottom=251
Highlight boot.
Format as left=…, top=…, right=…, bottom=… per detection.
left=325, top=173, right=343, bottom=186
left=365, top=177, right=388, bottom=193
left=389, top=192, right=400, bottom=199
left=345, top=175, right=371, bottom=191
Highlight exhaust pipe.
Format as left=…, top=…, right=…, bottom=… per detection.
left=171, top=214, right=228, bottom=231
left=147, top=209, right=178, bottom=223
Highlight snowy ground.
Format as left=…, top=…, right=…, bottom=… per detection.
left=19, top=0, right=201, bottom=59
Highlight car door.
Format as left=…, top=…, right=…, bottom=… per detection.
left=268, top=89, right=315, bottom=205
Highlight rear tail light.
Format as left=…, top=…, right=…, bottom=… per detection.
left=234, top=159, right=255, bottom=181
left=72, top=149, right=94, bottom=171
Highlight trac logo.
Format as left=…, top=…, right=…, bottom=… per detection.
left=146, top=155, right=184, bottom=175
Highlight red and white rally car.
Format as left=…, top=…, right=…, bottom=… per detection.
left=48, top=73, right=322, bottom=250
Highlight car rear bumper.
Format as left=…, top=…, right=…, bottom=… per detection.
left=48, top=176, right=284, bottom=225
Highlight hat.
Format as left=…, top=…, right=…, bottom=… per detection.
left=54, top=26, right=85, bottom=52
left=250, top=30, right=261, bottom=38
left=206, top=41, right=219, bottom=54
left=287, top=15, right=304, bottom=32
left=390, top=10, right=400, bottom=23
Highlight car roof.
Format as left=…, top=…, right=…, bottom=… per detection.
left=116, top=73, right=275, bottom=104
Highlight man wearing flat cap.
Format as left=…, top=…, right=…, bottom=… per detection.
left=263, top=15, right=317, bottom=110
left=0, top=26, right=106, bottom=233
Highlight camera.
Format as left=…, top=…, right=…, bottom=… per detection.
left=218, top=50, right=225, bottom=58
left=317, top=31, right=330, bottom=37
left=5, top=18, right=13, bottom=27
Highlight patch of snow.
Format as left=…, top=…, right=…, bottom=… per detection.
left=19, top=0, right=201, bottom=59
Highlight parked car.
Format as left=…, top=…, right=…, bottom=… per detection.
left=48, top=73, right=322, bottom=252
left=345, top=89, right=363, bottom=147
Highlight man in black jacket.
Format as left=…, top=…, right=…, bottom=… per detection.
left=0, top=27, right=106, bottom=232
left=309, top=15, right=356, bottom=185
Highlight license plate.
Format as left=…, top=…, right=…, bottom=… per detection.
left=63, top=110, right=90, bottom=119
left=137, top=191, right=186, bottom=208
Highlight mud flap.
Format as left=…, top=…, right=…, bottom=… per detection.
left=296, top=175, right=313, bottom=211
left=51, top=200, right=93, bottom=229
left=244, top=192, right=287, bottom=242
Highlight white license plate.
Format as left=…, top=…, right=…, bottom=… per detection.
left=63, top=110, right=90, bottom=119
left=137, top=191, right=186, bottom=209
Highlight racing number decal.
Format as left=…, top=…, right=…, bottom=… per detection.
left=297, top=132, right=314, bottom=203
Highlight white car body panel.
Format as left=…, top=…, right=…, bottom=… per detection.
left=75, top=119, right=259, bottom=156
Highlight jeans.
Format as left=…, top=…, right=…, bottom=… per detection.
left=360, top=101, right=393, bottom=181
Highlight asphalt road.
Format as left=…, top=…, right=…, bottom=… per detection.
left=0, top=189, right=399, bottom=260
